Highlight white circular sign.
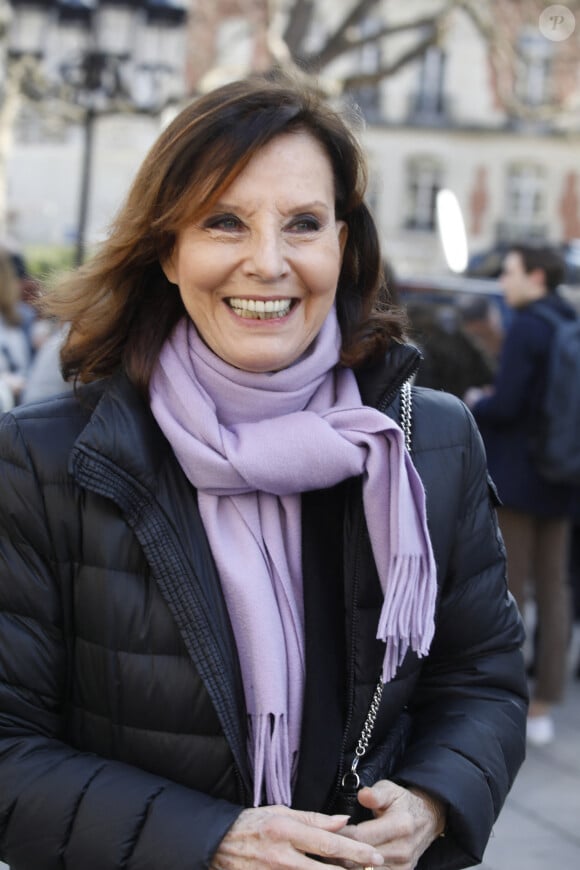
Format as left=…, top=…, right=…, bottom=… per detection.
left=539, top=5, right=576, bottom=41
left=436, top=189, right=468, bottom=274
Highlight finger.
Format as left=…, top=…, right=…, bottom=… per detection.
left=358, top=780, right=401, bottom=812
left=313, top=813, right=352, bottom=832
left=289, top=810, right=352, bottom=832
left=340, top=814, right=395, bottom=850
left=286, top=820, right=384, bottom=868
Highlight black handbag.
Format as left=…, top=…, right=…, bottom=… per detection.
left=334, top=702, right=412, bottom=820
left=333, top=380, right=414, bottom=822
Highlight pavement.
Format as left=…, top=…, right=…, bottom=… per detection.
left=479, top=627, right=580, bottom=870
left=1, top=635, right=578, bottom=870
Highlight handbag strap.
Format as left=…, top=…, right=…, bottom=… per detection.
left=400, top=378, right=413, bottom=452
left=341, top=377, right=413, bottom=791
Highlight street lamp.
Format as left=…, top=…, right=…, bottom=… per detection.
left=8, top=0, right=188, bottom=265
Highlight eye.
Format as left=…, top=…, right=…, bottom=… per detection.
left=204, top=214, right=243, bottom=231
left=289, top=214, right=322, bottom=232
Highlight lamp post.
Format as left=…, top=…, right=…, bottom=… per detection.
left=8, top=0, right=187, bottom=265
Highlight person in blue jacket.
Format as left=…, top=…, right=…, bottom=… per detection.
left=0, top=74, right=526, bottom=870
left=465, top=243, right=576, bottom=747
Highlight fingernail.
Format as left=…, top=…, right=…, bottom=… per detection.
left=373, top=852, right=384, bottom=865
left=331, top=814, right=351, bottom=823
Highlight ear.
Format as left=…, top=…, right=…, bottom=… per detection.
left=160, top=253, right=177, bottom=285
left=337, top=220, right=349, bottom=258
left=528, top=267, right=548, bottom=297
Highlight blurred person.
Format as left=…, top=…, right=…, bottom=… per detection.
left=457, top=295, right=504, bottom=367
left=569, top=519, right=580, bottom=680
left=5, top=245, right=42, bottom=354
left=20, top=322, right=71, bottom=404
left=0, top=74, right=527, bottom=869
left=465, top=243, right=577, bottom=746
left=409, top=301, right=496, bottom=398
left=0, top=246, right=30, bottom=411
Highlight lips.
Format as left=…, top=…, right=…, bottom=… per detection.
left=226, top=298, right=294, bottom=319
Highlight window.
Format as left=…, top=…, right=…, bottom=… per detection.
left=409, top=46, right=448, bottom=121
left=417, top=47, right=446, bottom=114
left=516, top=27, right=553, bottom=107
left=499, top=163, right=547, bottom=241
left=349, top=19, right=382, bottom=121
left=405, top=156, right=442, bottom=231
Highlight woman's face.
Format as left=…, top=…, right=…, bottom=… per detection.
left=162, top=131, right=348, bottom=372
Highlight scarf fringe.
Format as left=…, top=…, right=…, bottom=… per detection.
left=248, top=712, right=293, bottom=807
left=377, top=554, right=436, bottom=683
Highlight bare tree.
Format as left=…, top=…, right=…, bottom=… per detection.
left=189, top=0, right=449, bottom=93
left=455, top=0, right=580, bottom=122
left=190, top=0, right=580, bottom=123
left=279, top=0, right=446, bottom=90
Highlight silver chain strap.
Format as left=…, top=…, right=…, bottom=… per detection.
left=341, top=378, right=413, bottom=791
left=400, top=379, right=413, bottom=452
left=341, top=678, right=384, bottom=789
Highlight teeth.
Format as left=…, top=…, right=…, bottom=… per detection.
left=227, top=298, right=292, bottom=319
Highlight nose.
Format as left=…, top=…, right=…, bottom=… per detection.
left=243, top=227, right=289, bottom=281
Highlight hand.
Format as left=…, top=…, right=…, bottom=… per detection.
left=1, top=372, right=26, bottom=399
left=210, top=805, right=385, bottom=869
left=341, top=781, right=446, bottom=869
left=463, top=385, right=493, bottom=408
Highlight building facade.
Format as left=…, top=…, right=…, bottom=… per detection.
left=357, top=0, right=580, bottom=275
left=5, top=0, right=580, bottom=278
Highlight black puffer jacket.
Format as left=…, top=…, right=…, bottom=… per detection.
left=0, top=342, right=527, bottom=870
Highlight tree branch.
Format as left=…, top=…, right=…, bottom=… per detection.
left=341, top=25, right=439, bottom=91
left=302, top=0, right=383, bottom=68
left=454, top=0, right=575, bottom=121
left=325, top=13, right=440, bottom=56
left=282, top=0, right=315, bottom=54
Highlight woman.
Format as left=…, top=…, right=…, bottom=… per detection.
left=0, top=75, right=527, bottom=870
left=0, top=247, right=30, bottom=410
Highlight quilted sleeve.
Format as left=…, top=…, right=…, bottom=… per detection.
left=0, top=412, right=242, bottom=870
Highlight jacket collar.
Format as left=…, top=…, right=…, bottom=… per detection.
left=72, top=338, right=421, bottom=491
left=355, top=341, right=421, bottom=409
left=72, top=369, right=169, bottom=489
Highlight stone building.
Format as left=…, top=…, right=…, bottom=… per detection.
left=184, top=0, right=580, bottom=277
left=6, top=0, right=580, bottom=278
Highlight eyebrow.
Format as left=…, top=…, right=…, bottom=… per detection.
left=211, top=199, right=331, bottom=215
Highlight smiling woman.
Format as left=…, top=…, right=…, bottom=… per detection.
left=42, top=74, right=398, bottom=391
left=0, top=73, right=527, bottom=870
left=160, top=130, right=347, bottom=373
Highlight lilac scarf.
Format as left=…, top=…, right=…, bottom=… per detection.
left=149, top=307, right=436, bottom=807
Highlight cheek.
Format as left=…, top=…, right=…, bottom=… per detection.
left=303, top=246, right=343, bottom=295
left=175, top=259, right=228, bottom=306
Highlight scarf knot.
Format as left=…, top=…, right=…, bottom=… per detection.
left=149, top=308, right=436, bottom=807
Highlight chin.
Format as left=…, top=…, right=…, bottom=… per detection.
left=236, top=359, right=288, bottom=373
left=226, top=346, right=299, bottom=373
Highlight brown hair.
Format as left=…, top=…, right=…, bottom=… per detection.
left=44, top=73, right=405, bottom=392
left=0, top=249, right=22, bottom=327
left=508, top=244, right=566, bottom=295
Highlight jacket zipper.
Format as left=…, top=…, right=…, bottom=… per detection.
left=328, top=480, right=364, bottom=810
left=377, top=357, right=420, bottom=414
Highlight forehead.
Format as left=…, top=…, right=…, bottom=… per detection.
left=504, top=251, right=524, bottom=272
left=176, top=130, right=336, bottom=227
left=228, top=131, right=333, bottom=188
